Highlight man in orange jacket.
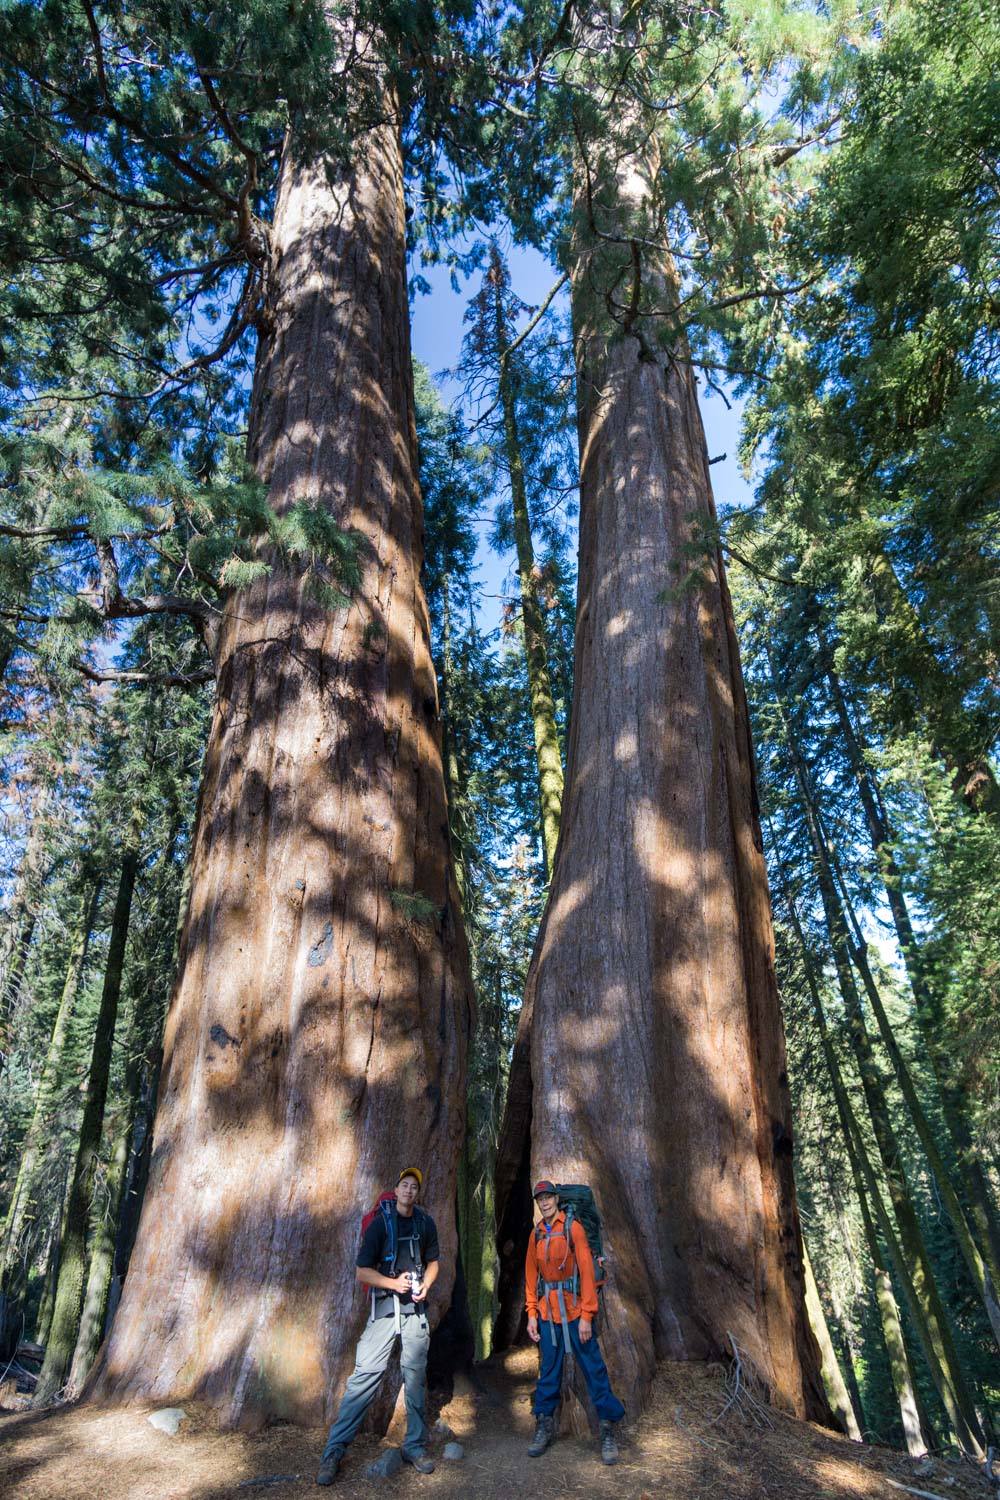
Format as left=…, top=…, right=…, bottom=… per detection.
left=525, top=1180, right=625, bottom=1464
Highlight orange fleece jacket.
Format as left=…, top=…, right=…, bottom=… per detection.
left=525, top=1211, right=599, bottom=1323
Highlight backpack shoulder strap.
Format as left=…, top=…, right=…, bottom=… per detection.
left=379, top=1197, right=397, bottom=1269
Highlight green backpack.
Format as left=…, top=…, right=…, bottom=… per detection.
left=534, top=1183, right=607, bottom=1296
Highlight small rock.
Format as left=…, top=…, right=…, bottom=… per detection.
left=147, top=1407, right=186, bottom=1435
left=914, top=1459, right=936, bottom=1476
left=365, top=1448, right=403, bottom=1479
left=442, top=1442, right=465, bottom=1461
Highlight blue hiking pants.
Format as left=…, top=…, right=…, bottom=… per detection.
left=533, top=1315, right=626, bottom=1421
left=321, top=1310, right=430, bottom=1462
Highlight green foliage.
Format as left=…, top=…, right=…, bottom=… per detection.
left=388, top=888, right=441, bottom=924
left=1, top=0, right=998, bottom=1431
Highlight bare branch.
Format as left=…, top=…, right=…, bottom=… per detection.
left=75, top=660, right=215, bottom=688
left=724, top=543, right=806, bottom=589
left=470, top=271, right=569, bottom=432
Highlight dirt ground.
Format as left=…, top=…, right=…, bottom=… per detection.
left=1, top=1348, right=996, bottom=1500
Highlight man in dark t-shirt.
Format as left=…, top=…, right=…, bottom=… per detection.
left=317, top=1168, right=440, bottom=1485
left=359, top=1185, right=440, bottom=1323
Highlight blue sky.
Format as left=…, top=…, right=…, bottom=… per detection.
left=408, top=245, right=752, bottom=624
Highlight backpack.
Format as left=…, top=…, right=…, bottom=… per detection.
left=359, top=1192, right=427, bottom=1313
left=534, top=1183, right=607, bottom=1297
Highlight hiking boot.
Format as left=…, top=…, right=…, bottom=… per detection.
left=316, top=1448, right=342, bottom=1485
left=528, top=1413, right=555, bottom=1457
left=402, top=1451, right=435, bottom=1474
left=600, top=1419, right=619, bottom=1465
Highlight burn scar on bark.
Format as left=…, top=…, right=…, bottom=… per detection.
left=308, top=921, right=334, bottom=967
left=209, top=1023, right=241, bottom=1049
left=771, top=1118, right=794, bottom=1158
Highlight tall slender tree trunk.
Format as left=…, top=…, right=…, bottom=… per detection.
left=825, top=834, right=1000, bottom=1355
left=34, top=804, right=145, bottom=1405
left=489, top=249, right=565, bottom=878
left=823, top=1254, right=869, bottom=1439
left=89, top=67, right=473, bottom=1429
left=66, top=829, right=182, bottom=1398
left=112, top=836, right=192, bottom=1296
left=1, top=882, right=100, bottom=1282
left=34, top=1184, right=70, bottom=1349
left=823, top=656, right=1000, bottom=1277
left=440, top=574, right=472, bottom=905
left=774, top=689, right=985, bottom=1454
left=802, top=1243, right=861, bottom=1440
left=0, top=785, right=53, bottom=1080
left=66, top=1091, right=134, bottom=1396
left=495, top=132, right=826, bottom=1425
left=765, top=818, right=928, bottom=1453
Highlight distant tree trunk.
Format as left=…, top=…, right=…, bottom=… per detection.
left=34, top=805, right=144, bottom=1405
left=34, top=1188, right=68, bottom=1349
left=111, top=823, right=191, bottom=1296
left=803, top=1243, right=861, bottom=1440
left=823, top=656, right=1000, bottom=1279
left=495, top=132, right=827, bottom=1426
left=776, top=696, right=985, bottom=1455
left=0, top=785, right=53, bottom=1080
left=825, top=1280, right=869, bottom=1440
left=825, top=835, right=1000, bottom=1354
left=766, top=820, right=927, bottom=1454
left=842, top=1105, right=939, bottom=1453
left=66, top=852, right=178, bottom=1398
left=90, top=73, right=473, bottom=1429
left=489, top=249, right=564, bottom=878
left=1, top=882, right=100, bottom=1284
left=439, top=573, right=473, bottom=907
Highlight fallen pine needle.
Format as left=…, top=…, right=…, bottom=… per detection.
left=674, top=1406, right=721, bottom=1452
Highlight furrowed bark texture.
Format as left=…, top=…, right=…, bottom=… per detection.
left=90, top=111, right=473, bottom=1429
left=496, top=138, right=826, bottom=1425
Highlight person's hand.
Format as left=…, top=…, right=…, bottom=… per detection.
left=410, top=1278, right=426, bottom=1302
left=578, top=1317, right=592, bottom=1344
left=527, top=1316, right=540, bottom=1344
left=390, top=1272, right=413, bottom=1293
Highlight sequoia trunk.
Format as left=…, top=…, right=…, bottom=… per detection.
left=90, top=86, right=473, bottom=1430
left=495, top=134, right=826, bottom=1424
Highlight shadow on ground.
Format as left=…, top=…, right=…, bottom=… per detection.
left=0, top=1350, right=989, bottom=1500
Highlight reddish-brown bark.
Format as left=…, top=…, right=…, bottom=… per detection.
left=89, top=105, right=473, bottom=1428
left=495, top=141, right=826, bottom=1426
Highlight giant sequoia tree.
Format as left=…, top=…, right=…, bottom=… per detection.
left=0, top=5, right=479, bottom=1425
left=14, top=0, right=991, bottom=1443
left=493, top=0, right=848, bottom=1422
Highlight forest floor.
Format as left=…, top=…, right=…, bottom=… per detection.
left=1, top=1345, right=997, bottom=1500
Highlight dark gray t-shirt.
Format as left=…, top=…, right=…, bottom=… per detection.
left=357, top=1208, right=440, bottom=1319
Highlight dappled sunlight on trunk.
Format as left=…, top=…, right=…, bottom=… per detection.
left=87, top=52, right=474, bottom=1431
left=495, top=118, right=826, bottom=1433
